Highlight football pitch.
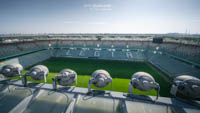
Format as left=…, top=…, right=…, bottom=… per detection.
left=23, top=57, right=171, bottom=97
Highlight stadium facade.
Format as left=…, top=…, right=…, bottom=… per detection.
left=1, top=37, right=200, bottom=78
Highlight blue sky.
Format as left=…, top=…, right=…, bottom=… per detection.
left=0, top=0, right=200, bottom=34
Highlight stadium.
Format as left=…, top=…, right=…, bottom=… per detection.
left=0, top=35, right=200, bottom=113
left=1, top=0, right=200, bottom=112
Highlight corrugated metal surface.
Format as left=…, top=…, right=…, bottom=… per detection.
left=0, top=79, right=200, bottom=113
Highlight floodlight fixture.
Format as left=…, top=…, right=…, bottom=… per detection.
left=0, top=63, right=23, bottom=77
left=170, top=75, right=200, bottom=99
left=128, top=72, right=160, bottom=101
left=52, top=69, right=77, bottom=90
left=22, top=65, right=49, bottom=87
left=88, top=69, right=112, bottom=93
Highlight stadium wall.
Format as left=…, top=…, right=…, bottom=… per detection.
left=1, top=39, right=199, bottom=64
left=0, top=39, right=200, bottom=79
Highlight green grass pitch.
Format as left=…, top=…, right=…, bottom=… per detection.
left=22, top=57, right=171, bottom=97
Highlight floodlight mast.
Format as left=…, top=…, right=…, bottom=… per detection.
left=128, top=72, right=160, bottom=101
left=52, top=77, right=57, bottom=90
left=22, top=73, right=27, bottom=87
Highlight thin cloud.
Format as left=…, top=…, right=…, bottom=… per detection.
left=192, top=19, right=200, bottom=23
left=83, top=4, right=112, bottom=11
left=88, top=22, right=106, bottom=25
left=64, top=21, right=79, bottom=24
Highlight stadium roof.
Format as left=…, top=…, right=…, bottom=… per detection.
left=0, top=34, right=200, bottom=40
left=0, top=79, right=200, bottom=113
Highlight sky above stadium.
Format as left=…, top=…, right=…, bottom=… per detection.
left=0, top=0, right=200, bottom=34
